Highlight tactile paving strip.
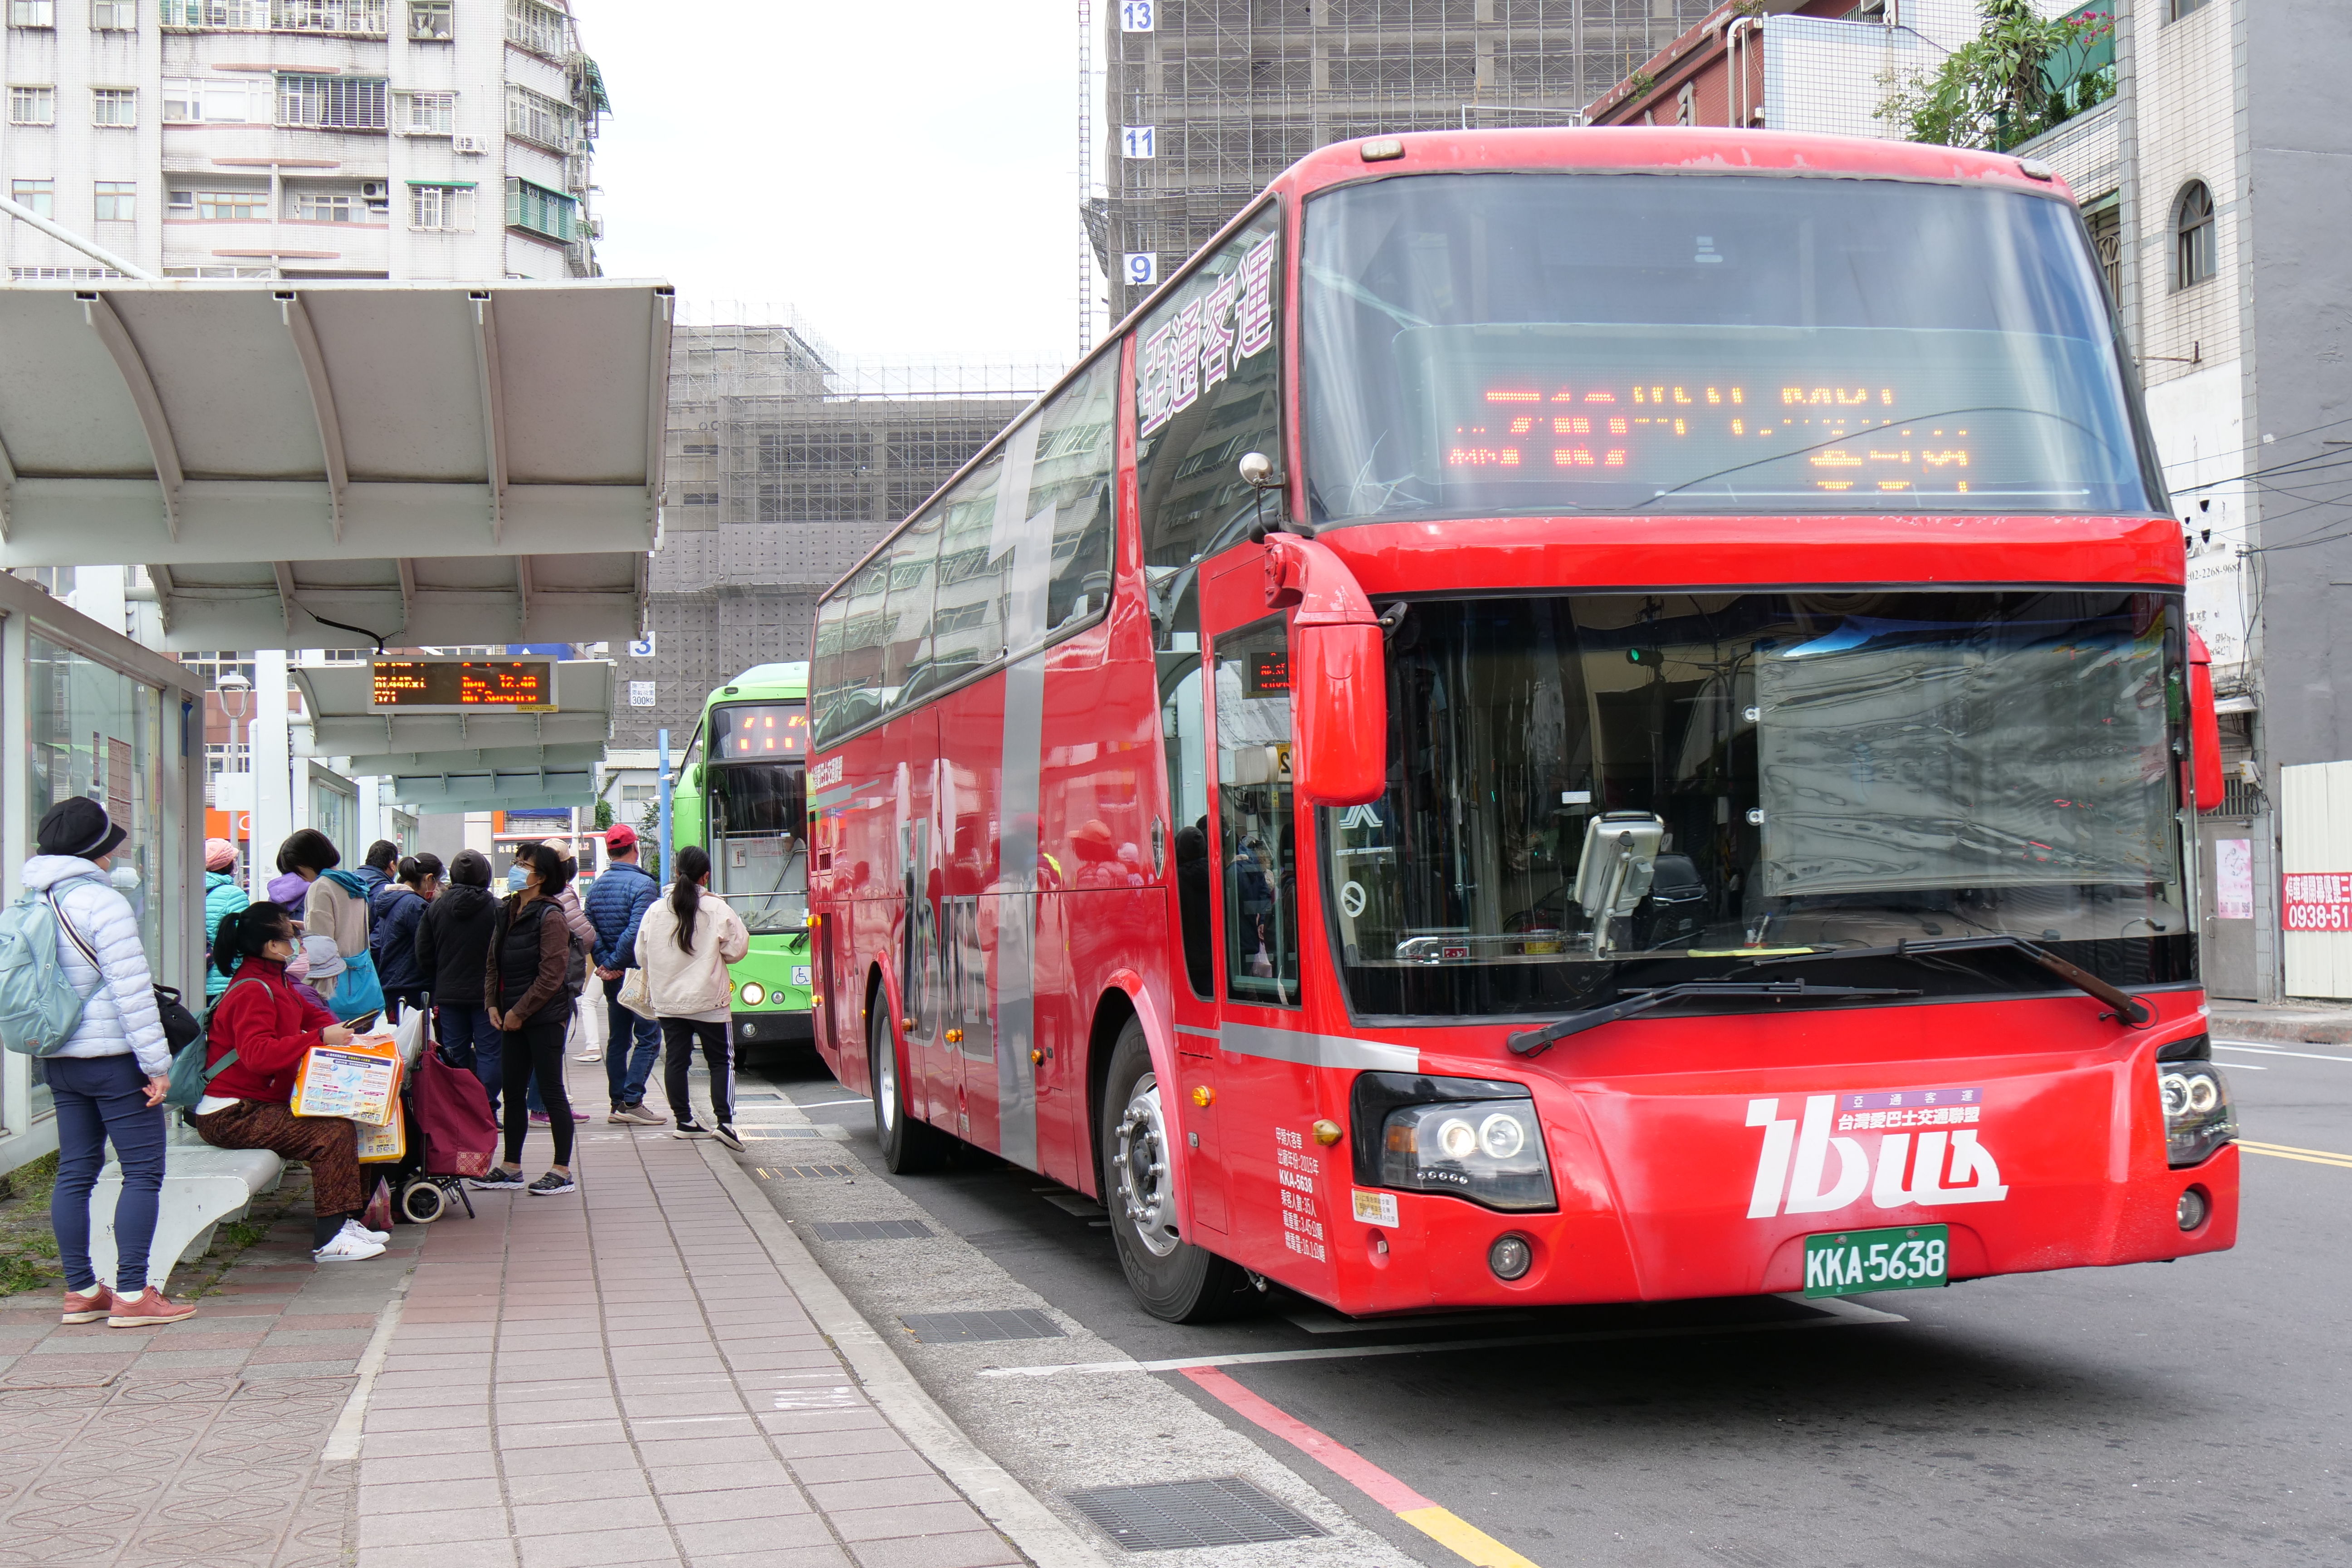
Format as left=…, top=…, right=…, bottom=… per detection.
left=810, top=1219, right=934, bottom=1241
left=751, top=1163, right=858, bottom=1180
left=1066, top=1477, right=1327, bottom=1551
left=899, top=1308, right=1067, bottom=1343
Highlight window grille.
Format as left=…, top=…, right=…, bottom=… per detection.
left=10, top=179, right=54, bottom=216
left=505, top=83, right=576, bottom=151
left=2174, top=181, right=2215, bottom=289
left=92, top=87, right=136, bottom=126
left=159, top=0, right=265, bottom=24
left=504, top=176, right=574, bottom=240
left=8, top=85, right=54, bottom=123
left=163, top=78, right=259, bottom=122
left=398, top=90, right=455, bottom=132
left=409, top=182, right=471, bottom=231
left=407, top=0, right=448, bottom=35
left=93, top=180, right=135, bottom=220
left=273, top=0, right=385, bottom=33
left=288, top=189, right=353, bottom=221
left=278, top=73, right=388, bottom=130
left=91, top=0, right=135, bottom=26
left=9, top=0, right=55, bottom=24
left=162, top=264, right=271, bottom=276
left=504, top=0, right=566, bottom=57
left=14, top=265, right=125, bottom=279
left=170, top=187, right=266, bottom=219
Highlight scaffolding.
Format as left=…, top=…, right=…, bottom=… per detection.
left=615, top=314, right=1046, bottom=750
left=1102, top=0, right=1721, bottom=320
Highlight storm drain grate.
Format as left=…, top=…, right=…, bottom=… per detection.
left=752, top=1163, right=858, bottom=1180
left=900, top=1308, right=1066, bottom=1343
left=1067, top=1477, right=1326, bottom=1551
left=811, top=1219, right=933, bottom=1241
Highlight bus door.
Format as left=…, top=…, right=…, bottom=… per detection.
left=890, top=709, right=955, bottom=1130
left=1159, top=633, right=1227, bottom=1231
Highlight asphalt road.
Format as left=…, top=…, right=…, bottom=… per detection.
left=750, top=1039, right=2352, bottom=1568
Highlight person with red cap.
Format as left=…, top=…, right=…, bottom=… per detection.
left=582, top=822, right=662, bottom=1123
left=202, top=837, right=248, bottom=1001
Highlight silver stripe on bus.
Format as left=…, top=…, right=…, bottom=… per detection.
left=1218, top=1023, right=1420, bottom=1073
left=994, top=649, right=1048, bottom=1171
left=1174, top=1024, right=1221, bottom=1041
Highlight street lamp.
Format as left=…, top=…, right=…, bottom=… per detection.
left=216, top=668, right=252, bottom=892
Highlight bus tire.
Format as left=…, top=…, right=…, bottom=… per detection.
left=1100, top=1017, right=1254, bottom=1323
left=870, top=997, right=953, bottom=1175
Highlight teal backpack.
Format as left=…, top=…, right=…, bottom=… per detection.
left=162, top=976, right=268, bottom=1111
left=0, top=889, right=101, bottom=1058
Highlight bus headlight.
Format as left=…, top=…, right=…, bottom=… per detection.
left=741, top=981, right=767, bottom=1006
left=2156, top=1044, right=2235, bottom=1168
left=1352, top=1073, right=1556, bottom=1213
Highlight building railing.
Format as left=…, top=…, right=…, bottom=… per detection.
left=161, top=0, right=387, bottom=34
left=2008, top=97, right=2122, bottom=205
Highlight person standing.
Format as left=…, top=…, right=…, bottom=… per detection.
left=354, top=840, right=397, bottom=904
left=202, top=838, right=249, bottom=1002
left=193, top=904, right=386, bottom=1262
left=633, top=846, right=749, bottom=1151
left=417, top=849, right=504, bottom=1112
left=278, top=830, right=382, bottom=1021
left=471, top=843, right=583, bottom=1196
left=30, top=799, right=194, bottom=1327
left=369, top=853, right=441, bottom=1024
left=583, top=823, right=662, bottom=1125
left=520, top=840, right=594, bottom=1127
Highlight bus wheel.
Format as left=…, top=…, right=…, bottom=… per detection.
left=1100, top=1018, right=1253, bottom=1323
left=870, top=998, right=952, bottom=1174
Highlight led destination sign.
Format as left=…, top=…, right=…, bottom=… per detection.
left=370, top=660, right=557, bottom=711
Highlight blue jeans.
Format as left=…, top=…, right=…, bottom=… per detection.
left=49, top=1054, right=168, bottom=1295
left=436, top=1004, right=509, bottom=1120
left=604, top=975, right=662, bottom=1107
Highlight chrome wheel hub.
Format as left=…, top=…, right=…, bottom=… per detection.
left=877, top=1038, right=898, bottom=1132
left=1115, top=1073, right=1180, bottom=1258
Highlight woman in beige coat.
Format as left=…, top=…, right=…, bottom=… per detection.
left=633, top=846, right=749, bottom=1148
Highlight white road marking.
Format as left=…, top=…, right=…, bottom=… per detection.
left=2211, top=1044, right=2352, bottom=1064
left=980, top=1294, right=1905, bottom=1378
left=795, top=1095, right=874, bottom=1107
left=2208, top=1057, right=2269, bottom=1069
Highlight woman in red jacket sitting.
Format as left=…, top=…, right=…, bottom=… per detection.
left=190, top=905, right=389, bottom=1263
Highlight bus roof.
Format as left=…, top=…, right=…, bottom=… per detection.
left=710, top=663, right=808, bottom=704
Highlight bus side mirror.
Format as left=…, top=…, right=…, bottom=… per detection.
left=2186, top=627, right=2224, bottom=812
left=1263, top=533, right=1387, bottom=807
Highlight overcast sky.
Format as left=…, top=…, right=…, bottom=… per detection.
left=568, top=0, right=1089, bottom=373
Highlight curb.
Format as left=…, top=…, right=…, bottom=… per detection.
left=696, top=1141, right=1112, bottom=1568
left=2208, top=1014, right=2352, bottom=1045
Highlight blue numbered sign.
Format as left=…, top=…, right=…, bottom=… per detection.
left=1123, top=253, right=1158, bottom=287
left=1122, top=125, right=1155, bottom=160
left=1121, top=0, right=1154, bottom=29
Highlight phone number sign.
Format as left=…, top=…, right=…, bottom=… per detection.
left=2283, top=872, right=2352, bottom=931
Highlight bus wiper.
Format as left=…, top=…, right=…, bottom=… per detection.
left=1728, top=935, right=2154, bottom=1026
left=1506, top=980, right=1920, bottom=1057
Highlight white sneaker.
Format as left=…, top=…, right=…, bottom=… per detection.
left=314, top=1229, right=386, bottom=1263
left=343, top=1218, right=391, bottom=1245
left=578, top=1049, right=603, bottom=1062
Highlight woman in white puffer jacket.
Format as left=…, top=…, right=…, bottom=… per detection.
left=632, top=847, right=748, bottom=1149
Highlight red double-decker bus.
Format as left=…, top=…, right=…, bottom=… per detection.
left=805, top=128, right=2239, bottom=1323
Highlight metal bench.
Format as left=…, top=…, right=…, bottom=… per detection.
left=85, top=1131, right=284, bottom=1291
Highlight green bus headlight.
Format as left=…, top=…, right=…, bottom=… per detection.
left=740, top=981, right=767, bottom=1006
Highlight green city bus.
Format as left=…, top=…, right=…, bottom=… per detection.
left=670, top=662, right=813, bottom=1058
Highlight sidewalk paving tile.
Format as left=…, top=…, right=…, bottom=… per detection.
left=845, top=1534, right=1024, bottom=1568
left=828, top=1501, right=995, bottom=1543
left=515, top=1524, right=683, bottom=1568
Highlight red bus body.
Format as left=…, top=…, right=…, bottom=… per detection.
left=806, top=129, right=2237, bottom=1317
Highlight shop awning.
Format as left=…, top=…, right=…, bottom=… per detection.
left=0, top=279, right=671, bottom=650
left=291, top=659, right=614, bottom=768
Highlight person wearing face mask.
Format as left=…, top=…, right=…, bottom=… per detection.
left=29, top=799, right=190, bottom=1329
left=190, top=903, right=384, bottom=1262
left=470, top=843, right=585, bottom=1196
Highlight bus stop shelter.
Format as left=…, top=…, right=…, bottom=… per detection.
left=0, top=278, right=671, bottom=649
left=292, top=658, right=612, bottom=814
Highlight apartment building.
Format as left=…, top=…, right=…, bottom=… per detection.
left=0, top=0, right=605, bottom=281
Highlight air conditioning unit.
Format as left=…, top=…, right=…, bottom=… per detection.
left=585, top=216, right=604, bottom=240
left=360, top=181, right=388, bottom=199
left=452, top=135, right=488, bottom=155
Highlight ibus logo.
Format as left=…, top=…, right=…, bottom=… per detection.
left=1744, top=1093, right=2009, bottom=1220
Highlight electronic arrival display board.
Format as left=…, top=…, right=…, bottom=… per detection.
left=1395, top=325, right=2130, bottom=513
left=370, top=659, right=557, bottom=712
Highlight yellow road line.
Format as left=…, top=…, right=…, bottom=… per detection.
left=2240, top=1140, right=2352, bottom=1169
left=1398, top=1506, right=1546, bottom=1568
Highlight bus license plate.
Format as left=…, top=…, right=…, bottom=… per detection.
left=1802, top=1224, right=1949, bottom=1297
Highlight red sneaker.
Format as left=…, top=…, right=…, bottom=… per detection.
left=60, top=1284, right=110, bottom=1324
left=107, top=1288, right=197, bottom=1328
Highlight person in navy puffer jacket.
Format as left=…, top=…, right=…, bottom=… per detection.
left=28, top=798, right=195, bottom=1331
left=369, top=853, right=441, bottom=1025
left=582, top=824, right=662, bottom=1123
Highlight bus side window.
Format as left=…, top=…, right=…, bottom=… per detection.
left=1214, top=616, right=1298, bottom=1008
left=811, top=594, right=847, bottom=747
left=1163, top=660, right=1213, bottom=997
left=1029, top=355, right=1118, bottom=637
left=881, top=511, right=941, bottom=711
left=926, top=452, right=1006, bottom=695
left=825, top=557, right=892, bottom=745
left=1135, top=201, right=1283, bottom=654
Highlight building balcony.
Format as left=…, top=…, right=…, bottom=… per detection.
left=160, top=0, right=387, bottom=36
left=2009, top=97, right=2121, bottom=207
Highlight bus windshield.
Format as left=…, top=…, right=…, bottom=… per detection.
left=1324, top=591, right=2192, bottom=1019
left=1302, top=173, right=2154, bottom=522
left=707, top=702, right=808, bottom=933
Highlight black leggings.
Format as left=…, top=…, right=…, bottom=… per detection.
left=502, top=1014, right=574, bottom=1167
left=661, top=1017, right=733, bottom=1127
